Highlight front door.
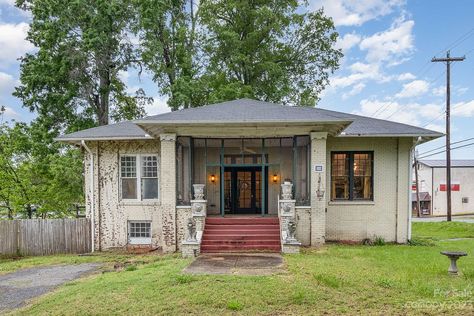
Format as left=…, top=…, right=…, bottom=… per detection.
left=224, top=167, right=266, bottom=214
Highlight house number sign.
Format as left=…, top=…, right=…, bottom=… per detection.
left=314, top=164, right=324, bottom=173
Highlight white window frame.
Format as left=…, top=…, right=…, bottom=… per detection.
left=128, top=221, right=152, bottom=245
left=120, top=154, right=159, bottom=201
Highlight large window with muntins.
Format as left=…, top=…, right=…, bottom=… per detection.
left=331, top=152, right=373, bottom=201
left=120, top=155, right=159, bottom=200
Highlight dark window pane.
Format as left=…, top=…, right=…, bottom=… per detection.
left=353, top=153, right=372, bottom=200
left=331, top=153, right=349, bottom=200
left=333, top=176, right=349, bottom=199
left=122, top=178, right=137, bottom=199
left=142, top=178, right=158, bottom=199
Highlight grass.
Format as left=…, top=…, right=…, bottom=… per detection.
left=412, top=221, right=474, bottom=240
left=3, top=222, right=474, bottom=315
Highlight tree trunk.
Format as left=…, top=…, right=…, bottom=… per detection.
left=26, top=204, right=32, bottom=219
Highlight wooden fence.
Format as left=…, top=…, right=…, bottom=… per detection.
left=0, top=218, right=91, bottom=256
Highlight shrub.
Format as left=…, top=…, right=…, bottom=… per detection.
left=125, top=265, right=137, bottom=271
left=226, top=300, right=244, bottom=311
left=373, top=236, right=386, bottom=246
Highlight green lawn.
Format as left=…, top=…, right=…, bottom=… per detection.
left=412, top=221, right=474, bottom=240
left=4, top=222, right=474, bottom=315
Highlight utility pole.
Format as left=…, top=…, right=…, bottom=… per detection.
left=431, top=51, right=465, bottom=222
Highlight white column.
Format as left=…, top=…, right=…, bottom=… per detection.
left=310, top=132, right=328, bottom=245
left=160, top=133, right=177, bottom=252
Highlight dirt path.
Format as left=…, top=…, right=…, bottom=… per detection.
left=0, top=263, right=100, bottom=312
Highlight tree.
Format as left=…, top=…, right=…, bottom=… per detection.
left=134, top=0, right=204, bottom=110
left=0, top=122, right=83, bottom=219
left=137, top=0, right=342, bottom=109
left=14, top=0, right=149, bottom=130
left=199, top=0, right=342, bottom=106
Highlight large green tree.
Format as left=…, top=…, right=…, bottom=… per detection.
left=14, top=0, right=149, bottom=130
left=136, top=0, right=342, bottom=109
left=0, top=120, right=83, bottom=219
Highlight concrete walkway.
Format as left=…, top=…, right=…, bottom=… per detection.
left=183, top=253, right=285, bottom=275
left=0, top=263, right=101, bottom=312
left=412, top=215, right=474, bottom=223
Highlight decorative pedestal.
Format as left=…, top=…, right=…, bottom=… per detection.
left=181, top=184, right=207, bottom=258
left=181, top=241, right=200, bottom=258
left=279, top=182, right=301, bottom=254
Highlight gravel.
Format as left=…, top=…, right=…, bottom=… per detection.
left=0, top=263, right=100, bottom=312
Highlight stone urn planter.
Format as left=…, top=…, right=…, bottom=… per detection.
left=281, top=181, right=293, bottom=200
left=192, top=184, right=205, bottom=200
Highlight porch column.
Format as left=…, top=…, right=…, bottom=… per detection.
left=310, top=132, right=328, bottom=245
left=160, top=133, right=177, bottom=252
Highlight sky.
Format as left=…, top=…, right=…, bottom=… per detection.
left=0, top=0, right=474, bottom=159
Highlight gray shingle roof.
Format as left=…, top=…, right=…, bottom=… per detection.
left=56, top=98, right=443, bottom=141
left=420, top=160, right=474, bottom=168
left=55, top=121, right=151, bottom=141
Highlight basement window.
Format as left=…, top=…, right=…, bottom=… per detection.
left=128, top=221, right=152, bottom=245
left=120, top=155, right=159, bottom=201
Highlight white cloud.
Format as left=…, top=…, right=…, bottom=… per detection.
left=335, top=32, right=361, bottom=51
left=395, top=80, right=429, bottom=98
left=355, top=98, right=444, bottom=126
left=145, top=96, right=171, bottom=116
left=312, top=0, right=405, bottom=26
left=359, top=18, right=414, bottom=64
left=342, top=82, right=365, bottom=99
left=0, top=71, right=17, bottom=94
left=397, top=72, right=416, bottom=81
left=432, top=86, right=444, bottom=97
left=0, top=22, right=34, bottom=65
left=0, top=0, right=15, bottom=5
left=452, top=100, right=474, bottom=117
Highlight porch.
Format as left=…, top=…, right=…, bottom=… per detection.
left=171, top=133, right=329, bottom=256
left=176, top=136, right=312, bottom=216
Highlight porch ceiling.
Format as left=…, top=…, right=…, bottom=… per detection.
left=135, top=121, right=352, bottom=138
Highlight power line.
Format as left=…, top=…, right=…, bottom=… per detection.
left=370, top=27, right=474, bottom=119
left=418, top=141, right=474, bottom=160
left=418, top=136, right=474, bottom=156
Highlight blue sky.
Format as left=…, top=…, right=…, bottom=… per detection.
left=1, top=0, right=473, bottom=159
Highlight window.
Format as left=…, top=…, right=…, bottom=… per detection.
left=128, top=221, right=151, bottom=244
left=331, top=152, right=373, bottom=201
left=120, top=155, right=159, bottom=200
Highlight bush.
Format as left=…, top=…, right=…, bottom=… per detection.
left=373, top=236, right=386, bottom=246
left=226, top=300, right=244, bottom=311
left=125, top=265, right=137, bottom=271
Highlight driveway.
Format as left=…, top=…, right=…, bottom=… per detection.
left=0, top=263, right=100, bottom=312
left=412, top=215, right=474, bottom=223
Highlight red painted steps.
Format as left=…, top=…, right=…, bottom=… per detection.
left=201, top=216, right=281, bottom=253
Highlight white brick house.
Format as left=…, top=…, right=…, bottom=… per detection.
left=57, top=99, right=442, bottom=255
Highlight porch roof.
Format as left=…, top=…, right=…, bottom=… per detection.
left=56, top=98, right=443, bottom=143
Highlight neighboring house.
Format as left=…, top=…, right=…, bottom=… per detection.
left=413, top=160, right=474, bottom=216
left=56, top=99, right=442, bottom=255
